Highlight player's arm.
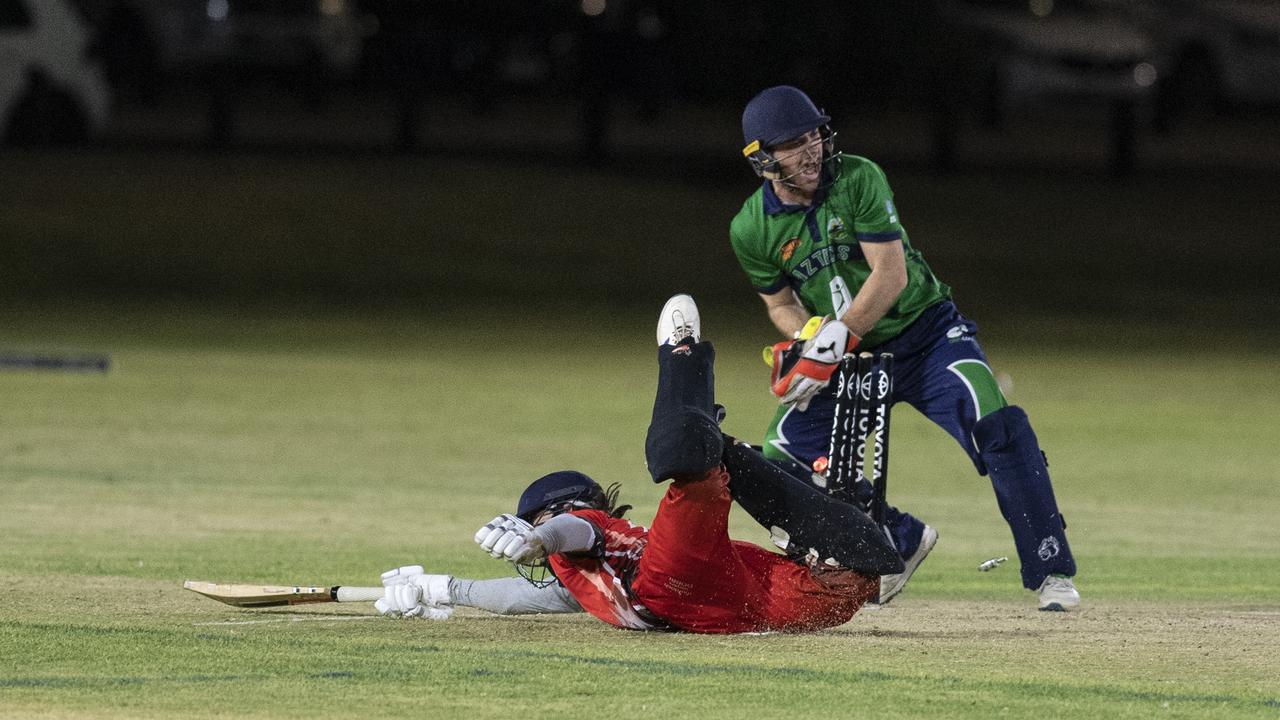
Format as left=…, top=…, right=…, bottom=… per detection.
left=375, top=512, right=600, bottom=621
left=759, top=287, right=811, bottom=339
left=838, top=239, right=908, bottom=338
left=450, top=576, right=581, bottom=615
left=374, top=566, right=582, bottom=619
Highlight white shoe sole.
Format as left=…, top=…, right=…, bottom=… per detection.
left=876, top=525, right=937, bottom=605
left=1038, top=593, right=1080, bottom=612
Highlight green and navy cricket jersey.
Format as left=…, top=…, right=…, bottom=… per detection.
left=729, top=154, right=950, bottom=348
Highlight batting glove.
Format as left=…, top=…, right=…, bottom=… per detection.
left=474, top=514, right=548, bottom=565
left=767, top=318, right=858, bottom=411
left=375, top=565, right=454, bottom=620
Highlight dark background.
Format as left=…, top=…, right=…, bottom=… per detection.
left=4, top=0, right=1279, bottom=342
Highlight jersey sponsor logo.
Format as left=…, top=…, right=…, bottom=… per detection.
left=780, top=237, right=802, bottom=261
left=790, top=243, right=857, bottom=282
left=663, top=576, right=694, bottom=596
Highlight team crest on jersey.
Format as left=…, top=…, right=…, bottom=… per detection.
left=826, top=216, right=848, bottom=242
left=780, top=237, right=801, bottom=261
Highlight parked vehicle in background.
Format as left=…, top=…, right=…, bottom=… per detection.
left=1088, top=0, right=1280, bottom=128
left=78, top=0, right=371, bottom=100
left=932, top=0, right=1171, bottom=175
left=939, top=0, right=1163, bottom=127
left=0, top=0, right=112, bottom=144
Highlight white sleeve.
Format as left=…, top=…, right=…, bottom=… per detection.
left=449, top=577, right=581, bottom=615
left=532, top=513, right=600, bottom=555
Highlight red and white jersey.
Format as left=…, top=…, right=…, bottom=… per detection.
left=548, top=509, right=662, bottom=630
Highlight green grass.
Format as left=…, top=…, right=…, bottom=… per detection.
left=2, top=300, right=1278, bottom=719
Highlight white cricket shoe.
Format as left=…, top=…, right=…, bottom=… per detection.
left=1038, top=574, right=1080, bottom=612
left=877, top=525, right=938, bottom=605
left=656, top=294, right=701, bottom=346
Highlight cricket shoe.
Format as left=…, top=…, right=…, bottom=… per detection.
left=1037, top=574, right=1080, bottom=612
left=656, top=294, right=700, bottom=347
left=875, top=525, right=938, bottom=605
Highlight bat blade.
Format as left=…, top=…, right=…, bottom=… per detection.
left=183, top=580, right=340, bottom=607
left=184, top=580, right=385, bottom=607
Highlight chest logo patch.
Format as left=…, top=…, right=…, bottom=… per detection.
left=780, top=237, right=802, bottom=261
left=826, top=216, right=848, bottom=242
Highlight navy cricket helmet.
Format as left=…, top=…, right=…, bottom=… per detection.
left=516, top=470, right=607, bottom=523
left=740, top=85, right=842, bottom=185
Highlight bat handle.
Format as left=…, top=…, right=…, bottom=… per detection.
left=335, top=586, right=384, bottom=602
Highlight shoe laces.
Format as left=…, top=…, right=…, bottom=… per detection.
left=1043, top=574, right=1074, bottom=591
left=669, top=310, right=694, bottom=344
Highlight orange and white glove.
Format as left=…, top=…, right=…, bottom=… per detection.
left=765, top=317, right=859, bottom=411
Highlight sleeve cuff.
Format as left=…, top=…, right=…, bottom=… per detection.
left=755, top=279, right=790, bottom=295
left=854, top=230, right=902, bottom=242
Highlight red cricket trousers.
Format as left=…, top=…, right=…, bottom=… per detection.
left=629, top=465, right=878, bottom=634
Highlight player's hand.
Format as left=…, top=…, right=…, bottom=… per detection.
left=474, top=514, right=547, bottom=564
left=767, top=318, right=858, bottom=411
left=375, top=565, right=454, bottom=620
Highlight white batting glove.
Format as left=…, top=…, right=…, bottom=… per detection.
left=474, top=514, right=548, bottom=564
left=374, top=564, right=454, bottom=620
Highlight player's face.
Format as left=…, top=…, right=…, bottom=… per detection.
left=772, top=129, right=824, bottom=195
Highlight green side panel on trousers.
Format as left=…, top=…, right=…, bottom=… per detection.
left=947, top=359, right=1008, bottom=419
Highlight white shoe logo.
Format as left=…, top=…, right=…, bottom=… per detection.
left=1038, top=536, right=1060, bottom=561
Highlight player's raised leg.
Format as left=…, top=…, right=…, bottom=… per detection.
left=645, top=294, right=902, bottom=577
left=644, top=294, right=724, bottom=483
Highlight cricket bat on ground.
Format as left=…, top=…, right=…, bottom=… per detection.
left=184, top=580, right=383, bottom=608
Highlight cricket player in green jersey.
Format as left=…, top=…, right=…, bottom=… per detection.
left=729, top=85, right=1080, bottom=611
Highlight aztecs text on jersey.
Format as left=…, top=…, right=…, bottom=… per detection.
left=729, top=154, right=952, bottom=348
left=548, top=509, right=662, bottom=630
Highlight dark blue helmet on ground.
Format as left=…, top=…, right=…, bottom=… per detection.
left=516, top=470, right=607, bottom=523
left=513, top=470, right=612, bottom=589
left=740, top=85, right=842, bottom=186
